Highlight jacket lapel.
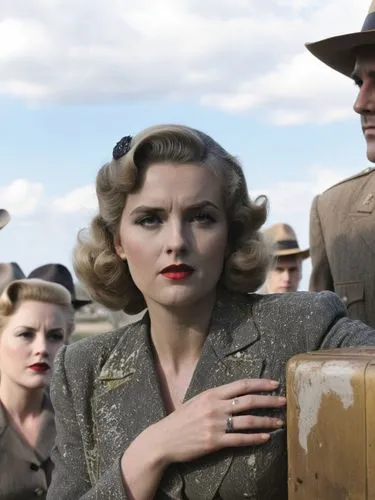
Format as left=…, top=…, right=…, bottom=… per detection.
left=92, top=317, right=184, bottom=495
left=93, top=317, right=164, bottom=460
left=179, top=291, right=264, bottom=500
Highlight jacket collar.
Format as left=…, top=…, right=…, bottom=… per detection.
left=0, top=393, right=55, bottom=463
left=98, top=290, right=260, bottom=383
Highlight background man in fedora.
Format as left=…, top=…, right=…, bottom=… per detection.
left=0, top=209, right=10, bottom=231
left=28, top=263, right=92, bottom=311
left=261, top=223, right=309, bottom=294
left=306, top=0, right=375, bottom=327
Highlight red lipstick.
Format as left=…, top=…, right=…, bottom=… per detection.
left=28, top=363, right=50, bottom=373
left=161, top=264, right=194, bottom=281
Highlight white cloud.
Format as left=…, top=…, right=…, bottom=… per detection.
left=0, top=0, right=370, bottom=123
left=0, top=179, right=44, bottom=215
left=202, top=52, right=358, bottom=124
left=0, top=179, right=97, bottom=217
left=52, top=184, right=97, bottom=214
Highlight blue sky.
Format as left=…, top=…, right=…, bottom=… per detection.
left=1, top=0, right=372, bottom=290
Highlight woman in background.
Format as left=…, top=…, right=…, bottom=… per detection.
left=0, top=278, right=74, bottom=499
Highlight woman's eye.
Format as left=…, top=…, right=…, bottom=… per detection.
left=354, top=77, right=363, bottom=88
left=136, top=214, right=162, bottom=227
left=19, top=330, right=33, bottom=339
left=48, top=332, right=64, bottom=342
left=192, top=212, right=215, bottom=224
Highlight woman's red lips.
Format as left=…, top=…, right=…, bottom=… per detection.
left=29, top=363, right=50, bottom=373
left=161, top=264, right=194, bottom=280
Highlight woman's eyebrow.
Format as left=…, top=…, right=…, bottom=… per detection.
left=130, top=200, right=220, bottom=216
left=130, top=205, right=164, bottom=216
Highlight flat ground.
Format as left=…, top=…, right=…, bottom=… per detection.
left=71, top=318, right=113, bottom=342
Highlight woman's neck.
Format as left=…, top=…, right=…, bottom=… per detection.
left=0, top=379, right=44, bottom=423
left=147, top=293, right=216, bottom=372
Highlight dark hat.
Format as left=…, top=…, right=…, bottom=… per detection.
left=306, top=1, right=375, bottom=77
left=0, top=209, right=10, bottom=230
left=263, top=223, right=310, bottom=260
left=28, top=264, right=92, bottom=310
left=0, top=263, right=26, bottom=294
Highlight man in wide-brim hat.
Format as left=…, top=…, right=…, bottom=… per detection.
left=0, top=210, right=10, bottom=231
left=261, top=223, right=309, bottom=294
left=306, top=1, right=375, bottom=328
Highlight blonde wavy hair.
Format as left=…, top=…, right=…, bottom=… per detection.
left=74, top=124, right=269, bottom=314
left=0, top=279, right=75, bottom=337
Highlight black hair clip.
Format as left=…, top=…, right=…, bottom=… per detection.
left=113, top=135, right=132, bottom=160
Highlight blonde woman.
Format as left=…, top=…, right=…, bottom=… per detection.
left=0, top=278, right=74, bottom=499
left=48, top=125, right=375, bottom=500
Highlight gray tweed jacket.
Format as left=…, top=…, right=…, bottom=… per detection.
left=47, top=290, right=375, bottom=500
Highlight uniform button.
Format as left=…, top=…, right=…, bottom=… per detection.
left=342, top=296, right=348, bottom=304
left=30, top=463, right=39, bottom=471
left=34, top=488, right=45, bottom=497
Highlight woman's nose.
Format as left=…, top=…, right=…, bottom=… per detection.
left=33, top=334, right=48, bottom=357
left=165, top=220, right=189, bottom=255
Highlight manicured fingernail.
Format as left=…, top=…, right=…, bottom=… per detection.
left=261, top=434, right=271, bottom=440
left=276, top=419, right=284, bottom=426
left=270, top=381, right=280, bottom=387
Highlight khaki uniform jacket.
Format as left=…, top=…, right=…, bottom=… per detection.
left=0, top=395, right=55, bottom=500
left=309, top=168, right=375, bottom=328
left=47, top=290, right=375, bottom=500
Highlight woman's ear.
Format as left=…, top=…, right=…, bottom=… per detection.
left=113, top=233, right=127, bottom=260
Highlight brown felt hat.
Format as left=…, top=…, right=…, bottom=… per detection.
left=306, top=1, right=375, bottom=77
left=0, top=210, right=10, bottom=230
left=263, top=223, right=309, bottom=259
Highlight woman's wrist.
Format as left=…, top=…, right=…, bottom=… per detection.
left=120, top=430, right=168, bottom=500
left=121, top=424, right=170, bottom=490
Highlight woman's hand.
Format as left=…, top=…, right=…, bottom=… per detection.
left=121, top=378, right=285, bottom=499
left=141, top=378, right=285, bottom=465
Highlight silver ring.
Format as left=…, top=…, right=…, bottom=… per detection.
left=226, top=415, right=234, bottom=433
